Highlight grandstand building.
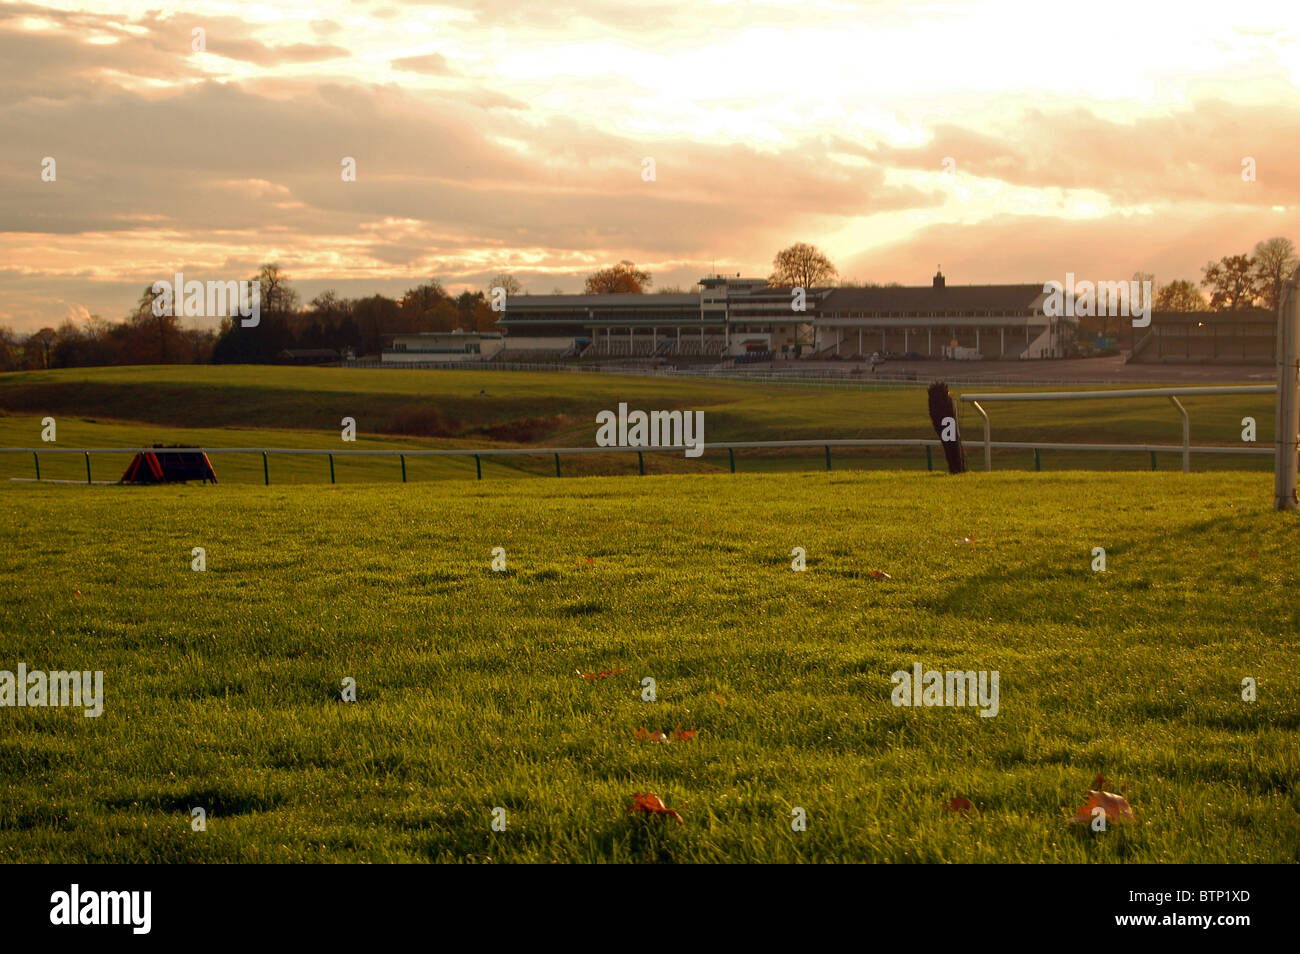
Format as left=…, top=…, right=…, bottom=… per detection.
left=488, top=277, right=829, bottom=362
left=814, top=273, right=1061, bottom=360
left=1128, top=310, right=1276, bottom=364
left=381, top=272, right=1074, bottom=364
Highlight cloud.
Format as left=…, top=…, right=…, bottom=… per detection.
left=2, top=0, right=1299, bottom=331
left=873, top=98, right=1300, bottom=208
left=390, top=52, right=452, bottom=74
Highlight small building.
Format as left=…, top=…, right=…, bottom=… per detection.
left=383, top=331, right=504, bottom=363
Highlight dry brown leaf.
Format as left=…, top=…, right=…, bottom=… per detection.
left=577, top=668, right=627, bottom=680
left=1071, top=789, right=1136, bottom=825
left=628, top=792, right=683, bottom=824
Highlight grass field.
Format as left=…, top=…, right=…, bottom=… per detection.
left=0, top=365, right=1280, bottom=482
left=1, top=471, right=1296, bottom=863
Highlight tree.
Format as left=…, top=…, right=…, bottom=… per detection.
left=1154, top=280, right=1207, bottom=312
left=27, top=328, right=57, bottom=369
left=584, top=261, right=651, bottom=294
left=212, top=263, right=298, bottom=363
left=257, top=263, right=300, bottom=318
left=399, top=281, right=449, bottom=333
left=426, top=299, right=461, bottom=333
left=0, top=325, right=19, bottom=371
left=352, top=294, right=403, bottom=355
left=485, top=273, right=522, bottom=297
left=456, top=291, right=490, bottom=332
left=128, top=283, right=180, bottom=363
left=769, top=242, right=838, bottom=288
left=179, top=327, right=217, bottom=363
left=1201, top=254, right=1260, bottom=311
left=1252, top=237, right=1298, bottom=313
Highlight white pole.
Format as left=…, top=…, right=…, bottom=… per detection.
left=1274, top=266, right=1300, bottom=510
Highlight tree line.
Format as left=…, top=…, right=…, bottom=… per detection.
left=1, top=239, right=1295, bottom=371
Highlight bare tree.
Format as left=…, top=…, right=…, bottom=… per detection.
left=131, top=283, right=178, bottom=362
left=486, top=273, right=523, bottom=297
left=27, top=328, right=57, bottom=369
left=769, top=242, right=838, bottom=288
left=1252, top=237, right=1298, bottom=312
left=257, top=263, right=301, bottom=317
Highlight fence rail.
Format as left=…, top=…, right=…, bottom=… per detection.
left=341, top=359, right=1279, bottom=390
left=2, top=437, right=1275, bottom=485
left=960, top=385, right=1277, bottom=473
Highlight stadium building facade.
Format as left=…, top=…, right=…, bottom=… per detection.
left=815, top=272, right=1062, bottom=360
left=383, top=272, right=1071, bottom=364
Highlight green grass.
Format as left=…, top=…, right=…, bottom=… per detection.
left=1, top=471, right=1296, bottom=863
left=0, top=364, right=1278, bottom=482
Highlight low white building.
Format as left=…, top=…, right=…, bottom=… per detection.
left=383, top=331, right=504, bottom=363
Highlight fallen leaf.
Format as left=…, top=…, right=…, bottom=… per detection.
left=628, top=792, right=683, bottom=824
left=1071, top=789, right=1136, bottom=825
left=577, top=668, right=627, bottom=680
left=635, top=725, right=696, bottom=743
left=714, top=694, right=727, bottom=704
left=945, top=796, right=973, bottom=814
left=1094, top=772, right=1105, bottom=791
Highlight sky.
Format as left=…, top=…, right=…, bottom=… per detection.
left=1, top=0, right=1298, bottom=332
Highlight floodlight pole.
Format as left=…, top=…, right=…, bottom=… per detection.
left=1274, top=266, right=1300, bottom=510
